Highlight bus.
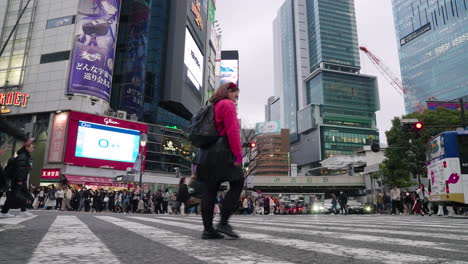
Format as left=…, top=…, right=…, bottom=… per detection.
left=426, top=130, right=468, bottom=206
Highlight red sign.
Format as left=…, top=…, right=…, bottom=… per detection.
left=41, top=169, right=61, bottom=180
left=48, top=112, right=69, bottom=162
left=65, top=175, right=135, bottom=188
left=64, top=111, right=148, bottom=171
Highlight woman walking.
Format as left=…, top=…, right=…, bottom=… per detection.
left=194, top=82, right=244, bottom=239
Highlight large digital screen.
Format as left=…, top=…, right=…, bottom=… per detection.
left=184, top=27, right=204, bottom=90
left=220, top=59, right=238, bottom=85
left=75, top=121, right=140, bottom=163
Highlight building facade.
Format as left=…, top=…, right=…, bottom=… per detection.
left=392, top=0, right=468, bottom=113
left=0, top=0, right=211, bottom=187
left=273, top=0, right=380, bottom=170
left=249, top=128, right=290, bottom=177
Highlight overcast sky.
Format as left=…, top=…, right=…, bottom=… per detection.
left=216, top=0, right=405, bottom=144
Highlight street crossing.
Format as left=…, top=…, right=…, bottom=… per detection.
left=1, top=212, right=468, bottom=264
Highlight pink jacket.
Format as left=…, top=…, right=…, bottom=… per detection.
left=214, top=99, right=242, bottom=164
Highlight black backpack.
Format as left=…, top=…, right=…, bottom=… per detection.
left=3, top=156, right=16, bottom=180
left=188, top=104, right=219, bottom=148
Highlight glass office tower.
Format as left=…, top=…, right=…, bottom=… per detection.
left=274, top=0, right=380, bottom=168
left=392, top=0, right=468, bottom=113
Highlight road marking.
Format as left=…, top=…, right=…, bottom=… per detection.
left=160, top=216, right=465, bottom=252
left=234, top=217, right=468, bottom=233
left=0, top=215, right=36, bottom=231
left=223, top=217, right=468, bottom=241
left=131, top=216, right=468, bottom=264
left=96, top=216, right=293, bottom=264
left=28, top=216, right=120, bottom=264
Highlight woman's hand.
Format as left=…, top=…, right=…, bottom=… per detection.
left=233, top=162, right=241, bottom=167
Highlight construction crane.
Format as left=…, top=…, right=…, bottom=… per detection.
left=359, top=46, right=425, bottom=113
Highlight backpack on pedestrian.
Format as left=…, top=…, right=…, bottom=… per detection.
left=3, top=156, right=16, bottom=181
left=187, top=103, right=218, bottom=148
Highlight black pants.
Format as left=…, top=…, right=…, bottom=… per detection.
left=392, top=200, right=401, bottom=214
left=55, top=198, right=63, bottom=210
left=201, top=177, right=244, bottom=231
left=1, top=183, right=28, bottom=213
left=162, top=201, right=168, bottom=214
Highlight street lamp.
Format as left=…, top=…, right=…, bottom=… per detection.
left=139, top=133, right=147, bottom=195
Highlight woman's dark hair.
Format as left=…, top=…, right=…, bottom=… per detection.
left=209, top=82, right=239, bottom=103
left=179, top=176, right=186, bottom=185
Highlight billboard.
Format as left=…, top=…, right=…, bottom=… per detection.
left=220, top=60, right=239, bottom=85
left=120, top=0, right=151, bottom=116
left=255, top=120, right=281, bottom=135
left=426, top=101, right=468, bottom=111
left=184, top=27, right=204, bottom=90
left=64, top=111, right=148, bottom=170
left=67, top=0, right=122, bottom=102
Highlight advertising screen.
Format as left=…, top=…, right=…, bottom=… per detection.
left=220, top=59, right=238, bottom=85
left=64, top=111, right=148, bottom=171
left=184, top=27, right=204, bottom=90
left=76, top=121, right=140, bottom=163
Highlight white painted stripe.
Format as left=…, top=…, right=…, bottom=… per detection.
left=233, top=217, right=468, bottom=234
left=28, top=216, right=120, bottom=264
left=160, top=216, right=464, bottom=252
left=96, top=216, right=294, bottom=264
left=0, top=215, right=36, bottom=229
left=131, top=216, right=468, bottom=264
left=226, top=217, right=468, bottom=241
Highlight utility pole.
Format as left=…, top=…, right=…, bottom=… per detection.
left=460, top=98, right=467, bottom=128
left=0, top=0, right=33, bottom=57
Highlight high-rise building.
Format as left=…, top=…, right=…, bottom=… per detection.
left=0, top=0, right=212, bottom=186
left=273, top=0, right=380, bottom=171
left=392, top=0, right=468, bottom=113
left=112, top=0, right=212, bottom=127
left=265, top=96, right=280, bottom=122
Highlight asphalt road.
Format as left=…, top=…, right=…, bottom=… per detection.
left=1, top=210, right=468, bottom=264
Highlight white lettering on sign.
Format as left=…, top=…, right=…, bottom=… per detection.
left=104, top=118, right=119, bottom=125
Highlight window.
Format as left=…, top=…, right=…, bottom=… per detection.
left=40, top=51, right=71, bottom=64
left=46, top=16, right=75, bottom=29
left=458, top=135, right=468, bottom=174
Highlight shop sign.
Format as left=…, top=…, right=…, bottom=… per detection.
left=49, top=112, right=69, bottom=162
left=0, top=91, right=30, bottom=114
left=41, top=169, right=61, bottom=180
left=192, top=0, right=203, bottom=28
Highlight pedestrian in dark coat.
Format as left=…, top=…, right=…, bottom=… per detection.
left=1, top=139, right=35, bottom=218
left=176, top=177, right=190, bottom=214
left=338, top=191, right=348, bottom=215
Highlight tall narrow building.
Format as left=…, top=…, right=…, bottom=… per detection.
left=391, top=0, right=468, bottom=113
left=273, top=0, right=380, bottom=172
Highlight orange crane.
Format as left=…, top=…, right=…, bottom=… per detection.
left=359, top=46, right=425, bottom=113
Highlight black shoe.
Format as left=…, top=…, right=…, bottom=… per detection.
left=201, top=230, right=224, bottom=239
left=216, top=223, right=240, bottom=238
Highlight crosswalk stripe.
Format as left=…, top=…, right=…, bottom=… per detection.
left=130, top=216, right=468, bottom=264
left=234, top=217, right=468, bottom=234
left=28, top=216, right=120, bottom=264
left=0, top=215, right=36, bottom=231
left=223, top=217, right=468, bottom=241
left=96, top=216, right=294, bottom=264
left=256, top=216, right=468, bottom=228
left=159, top=216, right=465, bottom=252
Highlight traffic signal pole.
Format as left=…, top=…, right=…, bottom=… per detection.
left=460, top=98, right=467, bottom=128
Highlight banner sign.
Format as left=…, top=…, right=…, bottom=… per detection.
left=67, top=0, right=122, bottom=102
left=255, top=120, right=281, bottom=135
left=41, top=169, right=61, bottom=180
left=120, top=0, right=150, bottom=116
left=400, top=23, right=431, bottom=46
left=48, top=112, right=69, bottom=162
left=427, top=101, right=468, bottom=111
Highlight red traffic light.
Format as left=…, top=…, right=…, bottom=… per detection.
left=249, top=142, right=257, bottom=148
left=415, top=122, right=423, bottom=130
